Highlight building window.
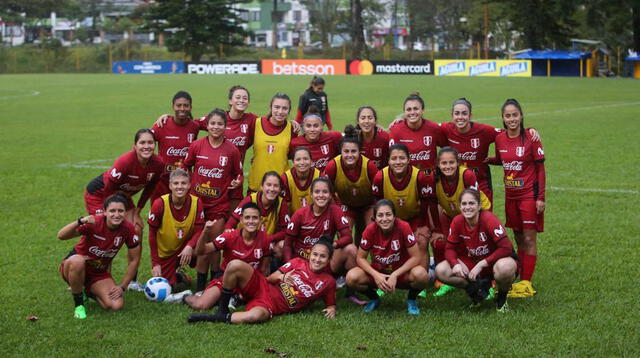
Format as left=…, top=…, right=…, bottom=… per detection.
left=250, top=11, right=260, bottom=21
left=293, top=10, right=301, bottom=22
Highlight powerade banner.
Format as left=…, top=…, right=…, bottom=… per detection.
left=261, top=59, right=346, bottom=75
left=186, top=62, right=261, bottom=74
left=348, top=60, right=434, bottom=75
left=112, top=61, right=184, bottom=74
left=434, top=60, right=531, bottom=77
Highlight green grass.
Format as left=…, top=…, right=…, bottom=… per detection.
left=1, top=74, right=639, bottom=357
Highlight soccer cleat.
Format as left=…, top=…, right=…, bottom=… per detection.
left=406, top=299, right=420, bottom=315
left=228, top=295, right=241, bottom=310
left=163, top=290, right=193, bottom=303
left=496, top=301, right=509, bottom=313
left=433, top=284, right=456, bottom=297
left=346, top=295, right=367, bottom=306
left=418, top=289, right=428, bottom=298
left=363, top=299, right=381, bottom=313
left=127, top=281, right=145, bottom=292
left=376, top=289, right=385, bottom=297
left=74, top=305, right=87, bottom=319
left=336, top=276, right=346, bottom=288
left=187, top=313, right=216, bottom=323
left=485, top=287, right=496, bottom=301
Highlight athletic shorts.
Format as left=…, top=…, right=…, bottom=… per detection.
left=241, top=269, right=275, bottom=317
left=457, top=254, right=520, bottom=280
left=84, top=190, right=134, bottom=215
left=157, top=251, right=196, bottom=285
left=505, top=199, right=544, bottom=232
left=59, top=250, right=113, bottom=293
left=150, top=178, right=171, bottom=204
left=366, top=271, right=412, bottom=290
left=203, top=205, right=228, bottom=222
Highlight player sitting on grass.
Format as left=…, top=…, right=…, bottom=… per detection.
left=188, top=238, right=337, bottom=324
left=57, top=194, right=141, bottom=319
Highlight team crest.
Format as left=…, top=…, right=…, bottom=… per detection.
left=320, top=145, right=329, bottom=155
left=301, top=197, right=308, bottom=207
left=240, top=124, right=248, bottom=134
left=254, top=249, right=263, bottom=259
left=398, top=199, right=405, bottom=207
left=373, top=148, right=382, bottom=157
left=423, top=136, right=432, bottom=146
left=479, top=232, right=487, bottom=242
left=471, top=138, right=480, bottom=149
left=391, top=240, right=400, bottom=251
left=177, top=228, right=184, bottom=239
left=515, top=146, right=525, bottom=157
left=147, top=173, right=154, bottom=181
left=187, top=133, right=195, bottom=143
left=315, top=281, right=324, bottom=290
left=324, top=220, right=329, bottom=231
left=267, top=144, right=275, bottom=154
left=351, top=188, right=358, bottom=197
left=114, top=236, right=122, bottom=247
left=219, top=156, right=228, bottom=166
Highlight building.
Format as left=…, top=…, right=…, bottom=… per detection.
left=240, top=0, right=310, bottom=47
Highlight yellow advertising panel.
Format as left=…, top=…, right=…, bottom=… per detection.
left=434, top=60, right=532, bottom=77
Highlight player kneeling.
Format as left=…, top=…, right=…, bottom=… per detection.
left=345, top=199, right=429, bottom=315
left=57, top=194, right=141, bottom=319
left=435, top=189, right=517, bottom=312
left=188, top=238, right=337, bottom=324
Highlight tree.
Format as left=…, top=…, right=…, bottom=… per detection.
left=301, top=0, right=344, bottom=50
left=350, top=0, right=366, bottom=58
left=143, top=0, right=249, bottom=61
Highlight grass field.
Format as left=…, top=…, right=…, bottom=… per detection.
left=1, top=73, right=639, bottom=357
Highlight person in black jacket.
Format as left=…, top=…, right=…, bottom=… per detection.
left=295, top=76, right=333, bottom=129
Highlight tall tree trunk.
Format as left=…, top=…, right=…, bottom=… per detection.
left=272, top=0, right=279, bottom=50
left=633, top=2, right=640, bottom=52
left=350, top=0, right=366, bottom=59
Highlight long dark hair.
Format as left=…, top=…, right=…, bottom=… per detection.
left=355, top=105, right=378, bottom=140
left=501, top=98, right=526, bottom=142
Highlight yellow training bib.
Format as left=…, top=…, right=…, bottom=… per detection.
left=382, top=166, right=420, bottom=220
left=333, top=155, right=373, bottom=208
left=248, top=118, right=291, bottom=191
left=157, top=194, right=198, bottom=258
left=436, top=167, right=491, bottom=218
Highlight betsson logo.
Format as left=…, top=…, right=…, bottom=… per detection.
left=263, top=60, right=346, bottom=75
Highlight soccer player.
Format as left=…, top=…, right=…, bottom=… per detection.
left=435, top=189, right=517, bottom=312
left=488, top=99, right=545, bottom=297
left=182, top=202, right=273, bottom=310
left=58, top=194, right=141, bottom=319
left=324, top=125, right=378, bottom=245
left=431, top=146, right=491, bottom=297
left=281, top=146, right=321, bottom=214
left=290, top=112, right=343, bottom=171
left=147, top=169, right=204, bottom=291
left=284, top=178, right=356, bottom=275
left=355, top=106, right=390, bottom=170
left=187, top=238, right=337, bottom=324
left=84, top=128, right=163, bottom=291
left=150, top=91, right=201, bottom=202
left=183, top=109, right=243, bottom=292
left=247, top=93, right=296, bottom=193
left=294, top=76, right=333, bottom=129
left=389, top=92, right=447, bottom=172
left=371, top=144, right=440, bottom=267
left=439, top=98, right=540, bottom=203
left=346, top=199, right=429, bottom=315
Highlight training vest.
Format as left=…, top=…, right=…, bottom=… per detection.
left=333, top=155, right=373, bottom=208
left=286, top=168, right=321, bottom=212
left=436, top=167, right=491, bottom=218
left=382, top=166, right=420, bottom=220
left=241, top=192, right=284, bottom=235
left=249, top=118, right=292, bottom=191
left=156, top=194, right=198, bottom=258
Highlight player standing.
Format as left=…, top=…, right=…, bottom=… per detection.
left=58, top=195, right=141, bottom=319
left=294, top=76, right=333, bottom=129
left=355, top=106, right=390, bottom=170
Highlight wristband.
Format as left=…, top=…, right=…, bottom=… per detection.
left=77, top=216, right=84, bottom=226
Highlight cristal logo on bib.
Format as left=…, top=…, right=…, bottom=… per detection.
left=471, top=138, right=480, bottom=149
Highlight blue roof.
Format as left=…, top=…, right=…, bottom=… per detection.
left=515, top=50, right=591, bottom=60
left=626, top=55, right=640, bottom=61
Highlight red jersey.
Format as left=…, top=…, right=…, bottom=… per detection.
left=289, top=131, right=343, bottom=170
left=494, top=131, right=546, bottom=200
left=75, top=215, right=140, bottom=272
left=440, top=121, right=500, bottom=193
left=272, top=257, right=337, bottom=314
left=389, top=118, right=447, bottom=171
left=86, top=150, right=164, bottom=209
left=445, top=211, right=513, bottom=266
left=360, top=218, right=417, bottom=273
left=285, top=204, right=351, bottom=260
left=151, top=116, right=201, bottom=180
left=362, top=128, right=391, bottom=169
left=197, top=111, right=258, bottom=162
left=213, top=229, right=272, bottom=271
left=183, top=137, right=243, bottom=211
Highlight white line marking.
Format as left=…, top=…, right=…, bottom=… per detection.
left=549, top=186, right=638, bottom=194
left=0, top=89, right=40, bottom=100
left=56, top=159, right=113, bottom=169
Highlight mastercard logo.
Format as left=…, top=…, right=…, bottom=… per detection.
left=349, top=60, right=374, bottom=75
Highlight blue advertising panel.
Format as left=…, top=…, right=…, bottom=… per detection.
left=112, top=61, right=185, bottom=74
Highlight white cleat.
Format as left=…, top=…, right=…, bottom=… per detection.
left=127, top=281, right=145, bottom=292
left=164, top=290, right=193, bottom=303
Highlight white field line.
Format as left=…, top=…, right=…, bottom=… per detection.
left=548, top=186, right=638, bottom=194
left=0, top=89, right=40, bottom=100
left=56, top=159, right=113, bottom=169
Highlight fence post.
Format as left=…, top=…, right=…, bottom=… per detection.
left=75, top=51, right=80, bottom=72
left=108, top=45, right=112, bottom=73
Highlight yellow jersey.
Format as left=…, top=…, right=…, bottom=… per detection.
left=436, top=167, right=491, bottom=218
left=248, top=117, right=292, bottom=191
left=382, top=166, right=420, bottom=220
left=156, top=194, right=198, bottom=258
left=285, top=168, right=321, bottom=213
left=333, top=155, right=373, bottom=208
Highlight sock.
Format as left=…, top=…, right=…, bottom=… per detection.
left=496, top=290, right=508, bottom=307
left=517, top=248, right=525, bottom=276
left=196, top=272, right=208, bottom=292
left=73, top=293, right=84, bottom=307
left=364, top=287, right=379, bottom=300
left=520, top=254, right=537, bottom=281
left=132, top=272, right=138, bottom=282
left=407, top=288, right=420, bottom=301
left=212, top=311, right=232, bottom=323
left=210, top=270, right=222, bottom=279
left=217, top=288, right=234, bottom=315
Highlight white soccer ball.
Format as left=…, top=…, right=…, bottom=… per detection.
left=144, top=277, right=172, bottom=302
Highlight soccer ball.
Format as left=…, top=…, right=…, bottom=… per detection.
left=144, top=277, right=172, bottom=302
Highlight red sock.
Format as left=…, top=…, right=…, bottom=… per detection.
left=520, top=254, right=537, bottom=281
left=517, top=248, right=525, bottom=276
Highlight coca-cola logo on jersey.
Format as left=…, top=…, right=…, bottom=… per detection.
left=374, top=252, right=401, bottom=265
left=197, top=166, right=224, bottom=178
left=467, top=244, right=489, bottom=257
left=302, top=236, right=320, bottom=245
left=166, top=146, right=188, bottom=157
left=503, top=161, right=523, bottom=171
left=459, top=151, right=478, bottom=161
left=89, top=246, right=118, bottom=258
left=229, top=136, right=247, bottom=146
left=290, top=274, right=315, bottom=298
left=312, top=157, right=330, bottom=168
left=410, top=150, right=431, bottom=161
left=120, top=183, right=145, bottom=192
